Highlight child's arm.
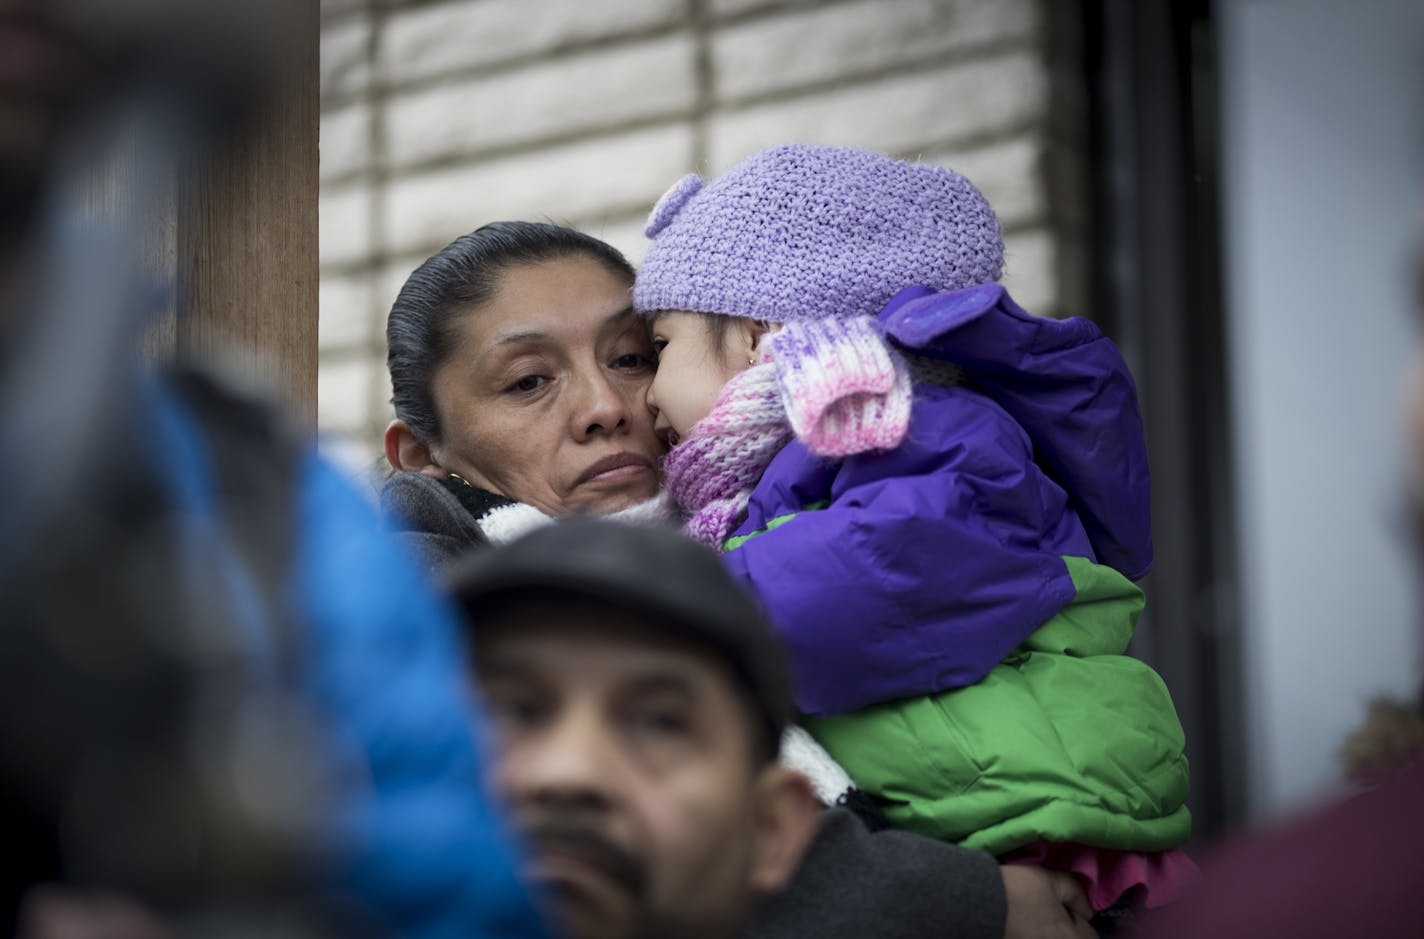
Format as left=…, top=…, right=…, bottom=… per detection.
left=723, top=385, right=1087, bottom=717
left=881, top=283, right=1153, bottom=580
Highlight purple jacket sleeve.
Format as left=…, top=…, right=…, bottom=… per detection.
left=881, top=284, right=1154, bottom=580
left=722, top=385, right=1089, bottom=717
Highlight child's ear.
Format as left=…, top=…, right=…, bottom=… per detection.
left=746, top=319, right=778, bottom=353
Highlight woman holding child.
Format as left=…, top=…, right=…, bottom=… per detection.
left=378, top=144, right=1186, bottom=937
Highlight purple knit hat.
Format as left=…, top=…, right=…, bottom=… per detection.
left=633, top=143, right=1003, bottom=322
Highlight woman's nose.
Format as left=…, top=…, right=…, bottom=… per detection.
left=572, top=371, right=630, bottom=440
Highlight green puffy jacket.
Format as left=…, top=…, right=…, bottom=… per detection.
left=804, top=556, right=1190, bottom=855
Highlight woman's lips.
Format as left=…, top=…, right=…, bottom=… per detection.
left=574, top=452, right=654, bottom=488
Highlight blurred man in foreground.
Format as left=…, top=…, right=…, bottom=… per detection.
left=447, top=519, right=820, bottom=939
left=448, top=519, right=1098, bottom=939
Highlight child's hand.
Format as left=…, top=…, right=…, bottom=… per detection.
left=999, top=865, right=1095, bottom=939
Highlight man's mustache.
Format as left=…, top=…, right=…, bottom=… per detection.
left=521, top=820, right=647, bottom=899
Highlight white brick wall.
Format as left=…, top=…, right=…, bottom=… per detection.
left=713, top=0, right=1039, bottom=102
left=319, top=274, right=374, bottom=353
left=317, top=353, right=379, bottom=434
left=386, top=37, right=697, bottom=169
left=380, top=0, right=689, bottom=85
left=320, top=104, right=369, bottom=183
left=318, top=185, right=372, bottom=268
left=708, top=52, right=1049, bottom=170
left=320, top=14, right=370, bottom=101
left=707, top=0, right=800, bottom=19
left=385, top=124, right=693, bottom=258
left=319, top=0, right=1087, bottom=455
left=1000, top=227, right=1057, bottom=315
left=589, top=214, right=657, bottom=268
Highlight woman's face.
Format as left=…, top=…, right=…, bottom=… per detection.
left=427, top=255, right=663, bottom=516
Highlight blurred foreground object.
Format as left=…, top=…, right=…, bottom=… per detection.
left=1141, top=221, right=1424, bottom=939
left=0, top=0, right=542, bottom=934
left=1139, top=758, right=1424, bottom=938
left=1340, top=695, right=1424, bottom=786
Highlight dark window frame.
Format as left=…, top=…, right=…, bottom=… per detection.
left=1080, top=0, right=1246, bottom=838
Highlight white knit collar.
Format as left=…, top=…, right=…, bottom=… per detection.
left=476, top=491, right=681, bottom=546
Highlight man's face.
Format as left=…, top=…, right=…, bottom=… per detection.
left=472, top=603, right=780, bottom=939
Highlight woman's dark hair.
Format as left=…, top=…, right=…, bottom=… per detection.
left=386, top=221, right=635, bottom=443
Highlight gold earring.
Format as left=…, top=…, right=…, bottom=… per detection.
left=748, top=355, right=757, bottom=367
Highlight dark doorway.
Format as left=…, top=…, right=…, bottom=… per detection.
left=1080, top=0, right=1245, bottom=840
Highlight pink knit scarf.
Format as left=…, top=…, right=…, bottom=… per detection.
left=663, top=361, right=791, bottom=548
left=664, top=316, right=912, bottom=548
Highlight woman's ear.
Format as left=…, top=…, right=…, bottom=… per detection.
left=384, top=419, right=444, bottom=476
left=746, top=765, right=822, bottom=896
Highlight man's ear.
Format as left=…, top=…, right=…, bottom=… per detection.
left=384, top=419, right=444, bottom=477
left=746, top=765, right=823, bottom=896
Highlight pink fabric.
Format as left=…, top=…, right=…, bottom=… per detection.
left=1002, top=842, right=1200, bottom=912
left=768, top=317, right=912, bottom=457
left=664, top=315, right=913, bottom=548
left=663, top=362, right=793, bottom=549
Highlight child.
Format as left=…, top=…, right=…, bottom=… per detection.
left=634, top=144, right=1195, bottom=915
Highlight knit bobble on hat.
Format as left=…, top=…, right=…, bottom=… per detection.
left=633, top=143, right=1004, bottom=323
left=646, top=173, right=704, bottom=238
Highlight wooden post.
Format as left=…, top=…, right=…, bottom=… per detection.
left=175, top=0, right=320, bottom=427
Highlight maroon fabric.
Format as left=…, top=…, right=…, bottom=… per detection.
left=1141, top=758, right=1424, bottom=937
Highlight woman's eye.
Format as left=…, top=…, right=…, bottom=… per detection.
left=506, top=375, right=547, bottom=394
left=612, top=352, right=654, bottom=370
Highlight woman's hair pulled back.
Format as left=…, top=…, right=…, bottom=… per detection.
left=386, top=221, right=634, bottom=443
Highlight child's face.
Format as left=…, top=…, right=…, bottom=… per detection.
left=646, top=311, right=753, bottom=446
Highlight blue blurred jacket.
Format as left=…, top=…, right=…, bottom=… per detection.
left=154, top=379, right=547, bottom=938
